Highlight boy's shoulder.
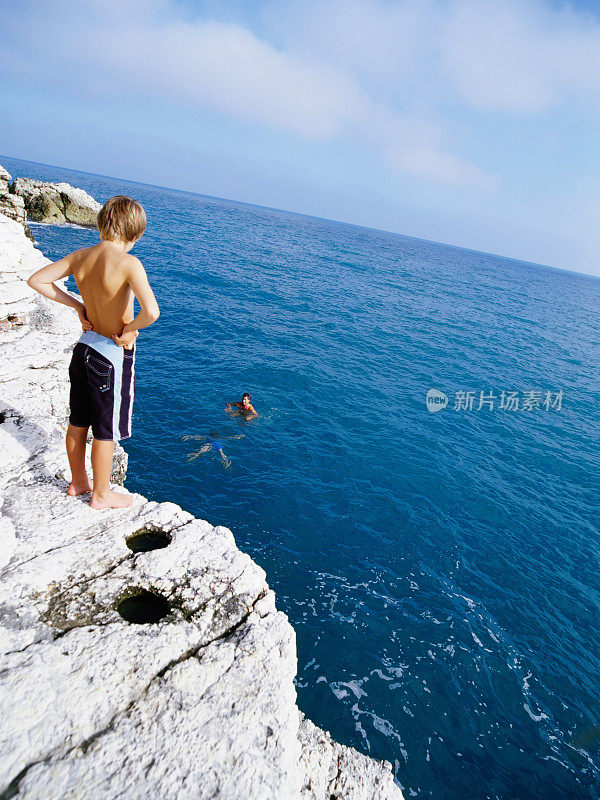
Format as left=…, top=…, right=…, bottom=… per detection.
left=71, top=245, right=143, bottom=276
left=122, top=252, right=144, bottom=272
left=66, top=245, right=93, bottom=261
left=66, top=245, right=97, bottom=272
left=104, top=248, right=144, bottom=274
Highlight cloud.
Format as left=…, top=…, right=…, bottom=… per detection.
left=262, top=0, right=600, bottom=114
left=99, top=22, right=374, bottom=139
left=4, top=0, right=599, bottom=189
left=1, top=2, right=367, bottom=138
left=0, top=0, right=495, bottom=187
left=442, top=0, right=600, bottom=112
left=387, top=146, right=497, bottom=188
left=260, top=0, right=440, bottom=84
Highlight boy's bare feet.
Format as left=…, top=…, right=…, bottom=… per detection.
left=67, top=479, right=93, bottom=496
left=90, top=490, right=134, bottom=510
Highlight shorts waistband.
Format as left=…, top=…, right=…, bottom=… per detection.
left=79, top=330, right=122, bottom=348
left=78, top=330, right=128, bottom=366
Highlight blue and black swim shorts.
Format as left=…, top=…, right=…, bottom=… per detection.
left=68, top=330, right=136, bottom=441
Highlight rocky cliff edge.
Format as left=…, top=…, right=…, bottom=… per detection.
left=0, top=212, right=403, bottom=800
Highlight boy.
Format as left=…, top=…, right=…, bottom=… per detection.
left=27, top=195, right=160, bottom=510
left=225, top=393, right=258, bottom=418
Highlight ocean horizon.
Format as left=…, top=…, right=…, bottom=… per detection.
left=4, top=153, right=600, bottom=800
left=4, top=153, right=596, bottom=281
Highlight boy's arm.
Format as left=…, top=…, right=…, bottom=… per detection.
left=27, top=254, right=92, bottom=330
left=113, top=258, right=160, bottom=344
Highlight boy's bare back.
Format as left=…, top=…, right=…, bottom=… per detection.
left=71, top=241, right=137, bottom=338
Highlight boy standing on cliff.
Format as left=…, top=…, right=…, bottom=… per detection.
left=27, top=195, right=160, bottom=510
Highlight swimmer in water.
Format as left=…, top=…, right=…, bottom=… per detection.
left=225, top=392, right=258, bottom=418
left=185, top=432, right=231, bottom=468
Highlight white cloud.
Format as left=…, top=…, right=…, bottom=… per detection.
left=442, top=0, right=600, bottom=112
left=0, top=0, right=494, bottom=186
left=3, top=0, right=600, bottom=188
left=97, top=21, right=373, bottom=139
left=1, top=2, right=368, bottom=138
left=260, top=0, right=440, bottom=84
left=388, top=146, right=497, bottom=187
left=263, top=0, right=600, bottom=114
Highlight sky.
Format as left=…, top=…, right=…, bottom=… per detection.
left=1, top=0, right=600, bottom=275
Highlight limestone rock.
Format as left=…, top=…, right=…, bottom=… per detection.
left=298, top=711, right=402, bottom=800
left=0, top=210, right=47, bottom=279
left=0, top=182, right=33, bottom=241
left=0, top=166, right=35, bottom=240
left=11, top=177, right=101, bottom=226
left=0, top=186, right=26, bottom=225
left=0, top=210, right=404, bottom=799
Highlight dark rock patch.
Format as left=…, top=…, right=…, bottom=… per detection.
left=116, top=589, right=171, bottom=624
left=126, top=527, right=172, bottom=553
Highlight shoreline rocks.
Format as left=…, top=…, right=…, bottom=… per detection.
left=0, top=166, right=30, bottom=238
left=11, top=176, right=101, bottom=226
left=0, top=163, right=101, bottom=233
left=0, top=205, right=403, bottom=798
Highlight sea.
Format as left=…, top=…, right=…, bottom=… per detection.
left=4, top=154, right=599, bottom=800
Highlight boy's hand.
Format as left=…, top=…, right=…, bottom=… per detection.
left=112, top=329, right=139, bottom=349
left=76, top=304, right=93, bottom=331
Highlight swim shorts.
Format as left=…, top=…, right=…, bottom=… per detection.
left=68, top=330, right=136, bottom=441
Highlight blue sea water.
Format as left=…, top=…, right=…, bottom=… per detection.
left=4, top=154, right=600, bottom=800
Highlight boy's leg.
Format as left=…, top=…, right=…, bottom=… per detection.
left=65, top=423, right=92, bottom=496
left=90, top=438, right=133, bottom=510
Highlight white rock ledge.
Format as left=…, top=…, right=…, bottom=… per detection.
left=0, top=212, right=403, bottom=800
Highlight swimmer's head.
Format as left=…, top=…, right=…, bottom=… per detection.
left=242, top=393, right=251, bottom=406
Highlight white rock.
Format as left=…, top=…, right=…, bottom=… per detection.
left=0, top=513, right=16, bottom=570
left=298, top=712, right=402, bottom=800
left=0, top=213, right=46, bottom=275
left=0, top=278, right=34, bottom=308
left=0, top=187, right=26, bottom=226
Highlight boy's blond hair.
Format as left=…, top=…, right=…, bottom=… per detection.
left=97, top=195, right=146, bottom=243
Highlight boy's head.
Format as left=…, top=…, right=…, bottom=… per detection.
left=97, top=195, right=146, bottom=245
left=242, top=393, right=251, bottom=402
